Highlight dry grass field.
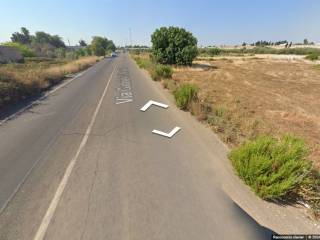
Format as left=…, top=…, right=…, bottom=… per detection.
left=0, top=56, right=101, bottom=108
left=173, top=57, right=320, bottom=169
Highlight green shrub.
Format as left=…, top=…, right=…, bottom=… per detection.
left=3, top=42, right=36, bottom=57
left=151, top=26, right=198, bottom=65
left=229, top=135, right=312, bottom=200
left=305, top=53, right=319, bottom=61
left=208, top=48, right=221, bottom=56
left=174, top=84, right=198, bottom=110
left=151, top=64, right=173, bottom=81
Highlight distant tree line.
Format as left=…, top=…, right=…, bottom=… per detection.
left=241, top=39, right=315, bottom=48
left=5, top=27, right=116, bottom=58
left=125, top=45, right=150, bottom=49
left=11, top=27, right=65, bottom=48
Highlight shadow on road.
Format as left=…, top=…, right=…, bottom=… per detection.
left=232, top=201, right=276, bottom=239
left=0, top=93, right=46, bottom=123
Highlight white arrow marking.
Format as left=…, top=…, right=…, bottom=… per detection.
left=152, top=127, right=181, bottom=138
left=140, top=100, right=168, bottom=112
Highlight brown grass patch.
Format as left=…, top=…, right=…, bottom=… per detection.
left=0, top=56, right=100, bottom=108
left=173, top=57, right=320, bottom=169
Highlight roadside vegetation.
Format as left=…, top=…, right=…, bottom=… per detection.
left=305, top=53, right=319, bottom=61
left=0, top=27, right=115, bottom=109
left=131, top=27, right=320, bottom=219
left=173, top=84, right=198, bottom=110
left=0, top=56, right=100, bottom=108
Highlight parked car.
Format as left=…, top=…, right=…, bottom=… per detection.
left=111, top=52, right=117, bottom=57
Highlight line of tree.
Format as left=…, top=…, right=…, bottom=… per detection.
left=241, top=39, right=315, bottom=47
left=125, top=45, right=150, bottom=49
left=11, top=27, right=65, bottom=48
left=7, top=27, right=116, bottom=58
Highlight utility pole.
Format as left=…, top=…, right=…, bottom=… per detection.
left=129, top=28, right=132, bottom=47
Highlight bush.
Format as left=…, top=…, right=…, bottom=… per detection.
left=228, top=135, right=312, bottom=200
left=151, top=26, right=198, bottom=65
left=3, top=42, right=36, bottom=57
left=151, top=64, right=173, bottom=81
left=173, top=84, right=198, bottom=110
left=208, top=48, right=221, bottom=56
left=305, top=53, right=319, bottom=61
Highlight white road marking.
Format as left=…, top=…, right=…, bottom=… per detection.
left=140, top=100, right=168, bottom=112
left=0, top=66, right=93, bottom=126
left=115, top=99, right=133, bottom=104
left=33, top=64, right=117, bottom=240
left=152, top=127, right=181, bottom=138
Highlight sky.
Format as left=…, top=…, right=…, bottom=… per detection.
left=1, top=0, right=319, bottom=46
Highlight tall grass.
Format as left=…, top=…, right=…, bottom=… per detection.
left=0, top=56, right=100, bottom=108
left=173, top=84, right=198, bottom=110
left=151, top=64, right=173, bottom=81
left=132, top=54, right=173, bottom=81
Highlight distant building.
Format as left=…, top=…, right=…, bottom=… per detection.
left=0, top=46, right=23, bottom=63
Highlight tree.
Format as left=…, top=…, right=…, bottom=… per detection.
left=303, top=38, right=309, bottom=45
left=79, top=39, right=87, bottom=47
left=33, top=31, right=66, bottom=48
left=151, top=26, right=198, bottom=65
left=91, top=36, right=108, bottom=56
left=106, top=40, right=116, bottom=51
left=11, top=27, right=31, bottom=44
left=90, top=36, right=116, bottom=56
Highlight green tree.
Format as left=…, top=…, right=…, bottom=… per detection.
left=79, top=39, right=87, bottom=47
left=91, top=36, right=107, bottom=56
left=90, top=36, right=116, bottom=56
left=303, top=38, right=309, bottom=45
left=151, top=26, right=198, bottom=65
left=11, top=27, right=31, bottom=44
left=33, top=31, right=65, bottom=48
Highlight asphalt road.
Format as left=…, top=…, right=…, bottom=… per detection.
left=0, top=53, right=274, bottom=239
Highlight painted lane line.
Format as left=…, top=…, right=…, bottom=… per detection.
left=33, top=64, right=117, bottom=240
left=152, top=126, right=181, bottom=138
left=140, top=100, right=168, bottom=112
left=0, top=64, right=94, bottom=126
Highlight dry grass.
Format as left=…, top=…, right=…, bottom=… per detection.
left=0, top=56, right=101, bottom=108
left=173, top=57, right=320, bottom=169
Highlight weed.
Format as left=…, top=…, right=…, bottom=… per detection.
left=151, top=64, right=173, bottom=81
left=173, top=84, right=198, bottom=110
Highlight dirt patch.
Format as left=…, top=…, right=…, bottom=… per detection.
left=173, top=58, right=320, bottom=168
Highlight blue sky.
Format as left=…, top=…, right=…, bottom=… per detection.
left=1, top=0, right=319, bottom=46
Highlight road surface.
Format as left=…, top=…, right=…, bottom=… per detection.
left=0, top=53, right=274, bottom=239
